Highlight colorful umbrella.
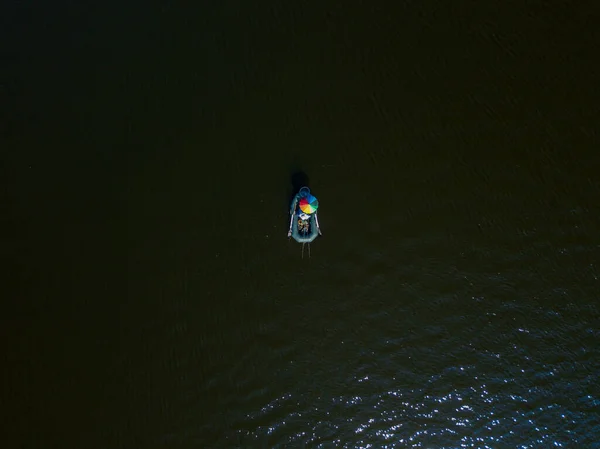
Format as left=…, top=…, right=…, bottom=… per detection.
left=299, top=194, right=319, bottom=214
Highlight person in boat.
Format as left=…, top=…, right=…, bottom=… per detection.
left=298, top=211, right=311, bottom=232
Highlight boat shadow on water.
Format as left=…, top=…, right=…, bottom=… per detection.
left=284, top=170, right=310, bottom=229
left=289, top=170, right=310, bottom=203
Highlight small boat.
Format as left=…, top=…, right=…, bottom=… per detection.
left=287, top=187, right=322, bottom=243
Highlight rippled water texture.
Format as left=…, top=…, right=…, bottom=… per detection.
left=194, top=206, right=599, bottom=448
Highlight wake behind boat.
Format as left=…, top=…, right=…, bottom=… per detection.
left=287, top=187, right=322, bottom=244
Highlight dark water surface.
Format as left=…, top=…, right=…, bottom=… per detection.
left=3, top=1, right=600, bottom=447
